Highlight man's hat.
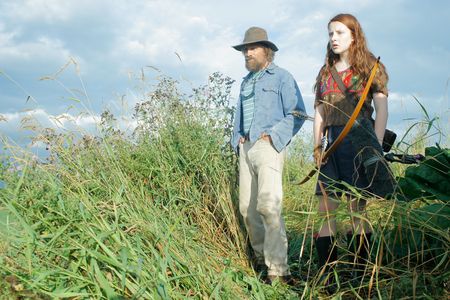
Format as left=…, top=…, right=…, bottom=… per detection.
left=232, top=27, right=278, bottom=52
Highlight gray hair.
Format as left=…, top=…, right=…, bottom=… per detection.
left=264, top=46, right=275, bottom=62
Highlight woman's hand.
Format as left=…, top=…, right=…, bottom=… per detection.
left=313, top=144, right=327, bottom=167
left=313, top=104, right=327, bottom=167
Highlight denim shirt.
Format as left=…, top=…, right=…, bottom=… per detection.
left=231, top=63, right=306, bottom=153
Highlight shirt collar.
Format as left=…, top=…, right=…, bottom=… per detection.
left=265, top=62, right=276, bottom=74
left=242, top=62, right=276, bottom=79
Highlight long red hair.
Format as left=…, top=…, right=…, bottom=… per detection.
left=315, top=13, right=383, bottom=92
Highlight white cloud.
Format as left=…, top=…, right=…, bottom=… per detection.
left=0, top=23, right=79, bottom=72
left=0, top=108, right=140, bottom=145
left=0, top=0, right=448, bottom=150
left=0, top=0, right=94, bottom=23
left=0, top=109, right=97, bottom=141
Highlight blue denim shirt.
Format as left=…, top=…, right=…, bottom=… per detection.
left=231, top=63, right=306, bottom=153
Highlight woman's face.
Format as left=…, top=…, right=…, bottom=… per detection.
left=328, top=21, right=353, bottom=56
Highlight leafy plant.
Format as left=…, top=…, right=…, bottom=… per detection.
left=397, top=145, right=450, bottom=202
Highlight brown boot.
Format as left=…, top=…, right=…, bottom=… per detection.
left=264, top=274, right=297, bottom=286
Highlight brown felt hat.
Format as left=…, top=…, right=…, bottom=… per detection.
left=232, top=26, right=278, bottom=52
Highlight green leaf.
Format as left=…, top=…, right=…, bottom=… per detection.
left=412, top=203, right=450, bottom=230
left=412, top=95, right=429, bottom=120
left=92, top=259, right=118, bottom=299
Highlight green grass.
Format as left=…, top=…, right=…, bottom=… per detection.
left=0, top=72, right=448, bottom=299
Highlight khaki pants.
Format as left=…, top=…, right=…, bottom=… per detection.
left=239, top=139, right=290, bottom=276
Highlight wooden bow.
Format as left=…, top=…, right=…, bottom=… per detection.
left=296, top=57, right=380, bottom=185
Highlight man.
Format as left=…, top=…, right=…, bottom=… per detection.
left=231, top=26, right=306, bottom=284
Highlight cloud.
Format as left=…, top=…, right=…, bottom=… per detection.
left=0, top=109, right=97, bottom=148
left=0, top=20, right=88, bottom=115
left=0, top=0, right=448, bottom=152
left=0, top=106, right=141, bottom=147
left=0, top=33, right=73, bottom=64
left=0, top=0, right=72, bottom=23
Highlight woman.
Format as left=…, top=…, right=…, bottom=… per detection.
left=313, top=13, right=389, bottom=286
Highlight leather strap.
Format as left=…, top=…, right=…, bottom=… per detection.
left=330, top=67, right=349, bottom=96
left=296, top=57, right=380, bottom=185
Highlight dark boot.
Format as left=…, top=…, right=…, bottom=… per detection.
left=251, top=256, right=267, bottom=278
left=347, top=232, right=372, bottom=283
left=315, top=236, right=338, bottom=291
left=264, top=274, right=297, bottom=286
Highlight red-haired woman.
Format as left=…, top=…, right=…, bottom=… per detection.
left=313, top=13, right=389, bottom=287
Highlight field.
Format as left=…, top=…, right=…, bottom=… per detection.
left=0, top=73, right=448, bottom=299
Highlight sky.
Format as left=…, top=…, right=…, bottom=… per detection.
left=0, top=0, right=449, bottom=155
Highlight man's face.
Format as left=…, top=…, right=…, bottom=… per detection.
left=243, top=44, right=269, bottom=72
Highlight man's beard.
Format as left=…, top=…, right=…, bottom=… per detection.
left=245, top=58, right=265, bottom=72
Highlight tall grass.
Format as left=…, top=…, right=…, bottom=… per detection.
left=0, top=71, right=448, bottom=299
left=283, top=100, right=449, bottom=299
left=0, top=72, right=299, bottom=299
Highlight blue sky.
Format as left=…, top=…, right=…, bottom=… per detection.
left=1, top=0, right=449, bottom=153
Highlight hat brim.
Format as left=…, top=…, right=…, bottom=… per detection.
left=232, top=41, right=278, bottom=52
